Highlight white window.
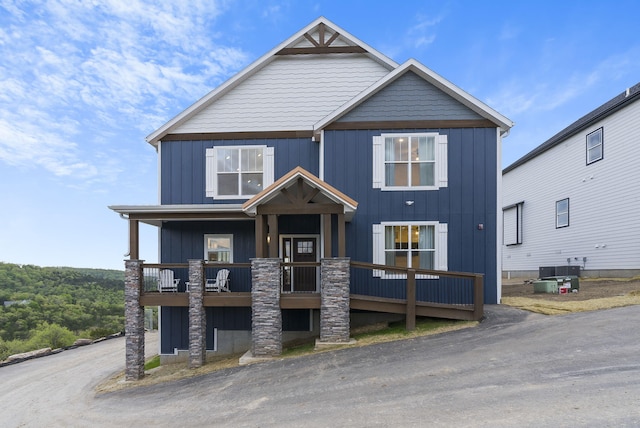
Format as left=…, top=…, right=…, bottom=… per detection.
left=586, top=128, right=603, bottom=165
left=556, top=198, right=569, bottom=228
left=204, top=234, right=233, bottom=262
left=373, top=133, right=447, bottom=190
left=372, top=222, right=448, bottom=278
left=206, top=146, right=274, bottom=199
left=503, top=202, right=523, bottom=245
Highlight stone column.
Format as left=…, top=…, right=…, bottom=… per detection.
left=125, top=260, right=145, bottom=381
left=251, top=258, right=282, bottom=357
left=188, top=259, right=206, bottom=368
left=319, top=258, right=351, bottom=343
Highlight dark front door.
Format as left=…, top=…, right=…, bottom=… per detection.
left=282, top=236, right=317, bottom=292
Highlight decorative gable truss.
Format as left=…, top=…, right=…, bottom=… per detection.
left=276, top=22, right=366, bottom=55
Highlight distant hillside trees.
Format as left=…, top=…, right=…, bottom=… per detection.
left=0, top=263, right=126, bottom=360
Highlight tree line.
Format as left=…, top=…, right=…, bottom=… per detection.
left=0, top=263, right=126, bottom=360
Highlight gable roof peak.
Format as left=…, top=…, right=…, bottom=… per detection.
left=146, top=17, right=398, bottom=146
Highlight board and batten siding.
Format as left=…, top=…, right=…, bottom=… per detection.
left=337, top=71, right=486, bottom=122
left=160, top=138, right=319, bottom=204
left=502, top=99, right=640, bottom=275
left=324, top=127, right=499, bottom=303
left=171, top=54, right=390, bottom=134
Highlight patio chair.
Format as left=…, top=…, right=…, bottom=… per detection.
left=158, top=269, right=180, bottom=292
left=206, top=269, right=230, bottom=292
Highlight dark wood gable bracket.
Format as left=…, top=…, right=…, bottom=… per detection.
left=276, top=23, right=366, bottom=55
left=247, top=168, right=356, bottom=259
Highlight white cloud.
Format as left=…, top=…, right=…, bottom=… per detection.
left=0, top=0, right=248, bottom=186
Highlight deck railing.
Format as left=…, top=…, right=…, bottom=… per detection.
left=137, top=260, right=483, bottom=321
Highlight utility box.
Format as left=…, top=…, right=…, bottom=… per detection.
left=539, top=266, right=581, bottom=277
left=533, top=280, right=559, bottom=294
left=542, top=276, right=579, bottom=292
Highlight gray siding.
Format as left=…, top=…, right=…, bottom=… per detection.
left=337, top=72, right=484, bottom=123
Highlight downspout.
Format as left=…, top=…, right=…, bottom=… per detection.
left=496, top=127, right=505, bottom=302
left=119, top=213, right=131, bottom=257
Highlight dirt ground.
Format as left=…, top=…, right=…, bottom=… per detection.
left=502, top=277, right=640, bottom=301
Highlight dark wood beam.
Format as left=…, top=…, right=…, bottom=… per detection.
left=276, top=46, right=367, bottom=55
left=280, top=294, right=321, bottom=309
left=129, top=219, right=139, bottom=260
left=128, top=212, right=250, bottom=221
left=304, top=32, right=320, bottom=47
left=303, top=187, right=320, bottom=204
left=255, top=215, right=265, bottom=258
left=162, top=130, right=314, bottom=141
left=325, top=119, right=497, bottom=130
left=257, top=204, right=344, bottom=215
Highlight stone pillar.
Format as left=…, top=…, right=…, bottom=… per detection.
left=125, top=260, right=145, bottom=381
left=319, top=258, right=351, bottom=343
left=188, top=259, right=206, bottom=368
left=251, top=258, right=282, bottom=357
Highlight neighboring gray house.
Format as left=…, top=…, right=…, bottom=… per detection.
left=502, top=83, right=640, bottom=278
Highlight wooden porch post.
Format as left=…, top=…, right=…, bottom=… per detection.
left=255, top=215, right=265, bottom=258
left=406, top=269, right=416, bottom=330
left=323, top=214, right=332, bottom=258
left=473, top=275, right=484, bottom=320
left=337, top=213, right=346, bottom=258
left=268, top=214, right=278, bottom=258
left=129, top=219, right=139, bottom=260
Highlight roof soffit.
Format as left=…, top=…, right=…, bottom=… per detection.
left=146, top=17, right=398, bottom=146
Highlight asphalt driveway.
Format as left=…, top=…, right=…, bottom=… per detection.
left=2, top=305, right=639, bottom=427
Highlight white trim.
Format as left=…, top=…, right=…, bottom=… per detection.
left=372, top=221, right=447, bottom=279
left=496, top=128, right=503, bottom=301
left=374, top=132, right=447, bottom=191
left=204, top=234, right=234, bottom=263
left=205, top=145, right=274, bottom=200
left=319, top=129, right=325, bottom=181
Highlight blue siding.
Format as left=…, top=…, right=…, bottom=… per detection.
left=160, top=138, right=318, bottom=204
left=324, top=128, right=499, bottom=303
left=337, top=72, right=485, bottom=123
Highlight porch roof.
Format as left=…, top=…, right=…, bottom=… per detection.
left=242, top=167, right=358, bottom=221
left=108, top=204, right=250, bottom=227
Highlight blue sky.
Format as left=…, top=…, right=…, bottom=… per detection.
left=1, top=0, right=639, bottom=270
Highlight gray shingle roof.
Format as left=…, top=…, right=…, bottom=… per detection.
left=503, top=82, right=640, bottom=174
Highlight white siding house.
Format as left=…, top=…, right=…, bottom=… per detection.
left=503, top=83, right=640, bottom=278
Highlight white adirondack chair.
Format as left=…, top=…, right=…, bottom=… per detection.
left=158, top=269, right=180, bottom=292
left=206, top=269, right=230, bottom=292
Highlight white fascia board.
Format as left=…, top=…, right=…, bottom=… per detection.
left=109, top=204, right=245, bottom=214
left=146, top=16, right=398, bottom=146
left=314, top=59, right=514, bottom=133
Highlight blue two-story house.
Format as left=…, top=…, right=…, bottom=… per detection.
left=111, top=17, right=513, bottom=369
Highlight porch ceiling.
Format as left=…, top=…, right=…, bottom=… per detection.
left=108, top=204, right=250, bottom=227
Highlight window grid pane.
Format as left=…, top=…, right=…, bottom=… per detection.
left=385, top=225, right=435, bottom=269
left=384, top=135, right=436, bottom=187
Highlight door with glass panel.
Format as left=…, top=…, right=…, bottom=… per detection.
left=281, top=236, right=318, bottom=292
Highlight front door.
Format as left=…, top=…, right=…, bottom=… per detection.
left=281, top=236, right=318, bottom=292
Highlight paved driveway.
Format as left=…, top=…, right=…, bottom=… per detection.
left=2, top=306, right=639, bottom=427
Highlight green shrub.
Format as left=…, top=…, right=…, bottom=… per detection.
left=27, top=323, right=76, bottom=350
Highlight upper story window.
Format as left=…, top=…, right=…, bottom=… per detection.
left=204, top=234, right=233, bottom=262
left=503, top=201, right=524, bottom=245
left=586, top=128, right=603, bottom=165
left=206, top=145, right=274, bottom=199
left=373, top=133, right=448, bottom=190
left=556, top=198, right=569, bottom=228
